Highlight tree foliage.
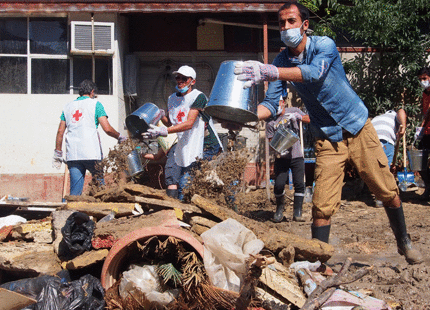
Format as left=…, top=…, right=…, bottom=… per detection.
left=302, top=0, right=430, bottom=144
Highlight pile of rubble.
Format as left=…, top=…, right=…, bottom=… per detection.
left=0, top=183, right=392, bottom=309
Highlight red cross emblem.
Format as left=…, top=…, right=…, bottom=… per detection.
left=72, top=110, right=83, bottom=122
left=176, top=110, right=185, bottom=122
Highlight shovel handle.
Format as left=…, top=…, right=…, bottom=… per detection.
left=403, top=130, right=407, bottom=170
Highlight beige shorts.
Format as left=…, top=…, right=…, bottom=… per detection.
left=312, top=119, right=398, bottom=220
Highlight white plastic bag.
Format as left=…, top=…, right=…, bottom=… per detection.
left=119, top=264, right=180, bottom=306
left=201, top=218, right=264, bottom=292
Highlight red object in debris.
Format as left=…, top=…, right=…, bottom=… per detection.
left=0, top=225, right=13, bottom=241
left=92, top=235, right=118, bottom=249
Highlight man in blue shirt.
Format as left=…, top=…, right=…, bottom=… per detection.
left=234, top=1, right=422, bottom=264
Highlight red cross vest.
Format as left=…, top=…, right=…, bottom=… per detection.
left=63, top=97, right=102, bottom=161
left=167, top=89, right=206, bottom=167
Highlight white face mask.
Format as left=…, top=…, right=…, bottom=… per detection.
left=280, top=22, right=305, bottom=48
left=420, top=80, right=430, bottom=90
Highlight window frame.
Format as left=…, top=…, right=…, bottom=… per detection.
left=0, top=15, right=114, bottom=95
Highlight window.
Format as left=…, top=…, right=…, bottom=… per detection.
left=72, top=56, right=112, bottom=95
left=0, top=17, right=113, bottom=95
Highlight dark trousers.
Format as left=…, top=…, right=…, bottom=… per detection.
left=274, top=157, right=305, bottom=196
left=418, top=135, right=430, bottom=188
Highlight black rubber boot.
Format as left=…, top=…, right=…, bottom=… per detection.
left=311, top=224, right=331, bottom=243
left=293, top=194, right=305, bottom=222
left=384, top=205, right=423, bottom=264
left=273, top=194, right=285, bottom=223
left=166, top=189, right=179, bottom=199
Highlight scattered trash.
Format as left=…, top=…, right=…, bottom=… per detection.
left=0, top=215, right=27, bottom=229
left=201, top=218, right=264, bottom=292
left=60, top=211, right=95, bottom=260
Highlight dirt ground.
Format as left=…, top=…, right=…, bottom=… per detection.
left=233, top=181, right=430, bottom=310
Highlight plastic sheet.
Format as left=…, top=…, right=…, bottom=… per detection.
left=201, top=218, right=264, bottom=292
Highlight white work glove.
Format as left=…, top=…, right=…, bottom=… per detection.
left=234, top=61, right=279, bottom=89
left=118, top=134, right=128, bottom=144
left=415, top=127, right=423, bottom=141
left=52, top=150, right=64, bottom=170
left=142, top=124, right=168, bottom=139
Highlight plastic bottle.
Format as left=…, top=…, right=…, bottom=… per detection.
left=98, top=207, right=118, bottom=223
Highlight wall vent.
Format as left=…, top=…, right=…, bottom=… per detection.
left=71, top=21, right=114, bottom=54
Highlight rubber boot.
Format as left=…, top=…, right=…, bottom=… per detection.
left=384, top=205, right=423, bottom=264
left=293, top=194, right=305, bottom=222
left=273, top=194, right=285, bottom=223
left=311, top=224, right=331, bottom=243
left=166, top=189, right=179, bottom=199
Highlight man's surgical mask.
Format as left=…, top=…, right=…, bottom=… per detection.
left=176, top=84, right=190, bottom=93
left=281, top=22, right=305, bottom=48
left=420, top=80, right=430, bottom=90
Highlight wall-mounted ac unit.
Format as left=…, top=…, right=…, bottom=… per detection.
left=71, top=21, right=114, bottom=54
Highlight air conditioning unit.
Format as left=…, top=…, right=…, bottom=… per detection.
left=71, top=21, right=114, bottom=54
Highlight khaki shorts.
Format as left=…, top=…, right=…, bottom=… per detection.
left=312, top=119, right=398, bottom=220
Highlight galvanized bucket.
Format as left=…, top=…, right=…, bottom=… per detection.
left=204, top=60, right=258, bottom=125
left=270, top=124, right=299, bottom=154
left=126, top=102, right=163, bottom=138
left=126, top=150, right=148, bottom=177
left=408, top=149, right=429, bottom=171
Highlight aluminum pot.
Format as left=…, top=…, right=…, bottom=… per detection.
left=205, top=60, right=258, bottom=124
left=125, top=102, right=163, bottom=138
left=126, top=149, right=148, bottom=177
left=270, top=124, right=299, bottom=154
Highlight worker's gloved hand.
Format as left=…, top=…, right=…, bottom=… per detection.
left=52, top=150, right=64, bottom=170
left=118, top=134, right=128, bottom=144
left=234, top=61, right=279, bottom=89
left=142, top=124, right=168, bottom=139
left=415, top=127, right=423, bottom=141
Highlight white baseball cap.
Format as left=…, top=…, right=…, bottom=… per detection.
left=173, top=65, right=196, bottom=80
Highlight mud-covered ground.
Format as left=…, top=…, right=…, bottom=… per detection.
left=234, top=182, right=430, bottom=310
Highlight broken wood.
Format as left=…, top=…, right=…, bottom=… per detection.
left=191, top=194, right=334, bottom=262
left=301, top=257, right=373, bottom=310
left=134, top=196, right=202, bottom=214
left=260, top=261, right=307, bottom=308
left=65, top=201, right=136, bottom=219
left=0, top=288, right=37, bottom=310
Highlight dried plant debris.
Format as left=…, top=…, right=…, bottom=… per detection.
left=105, top=235, right=238, bottom=310
left=86, top=138, right=158, bottom=195
left=182, top=149, right=253, bottom=207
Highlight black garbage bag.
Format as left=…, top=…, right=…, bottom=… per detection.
left=1, top=274, right=105, bottom=310
left=60, top=211, right=95, bottom=259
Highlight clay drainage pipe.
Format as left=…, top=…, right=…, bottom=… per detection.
left=100, top=226, right=204, bottom=290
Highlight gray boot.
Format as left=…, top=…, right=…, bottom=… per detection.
left=273, top=194, right=285, bottom=223
left=293, top=194, right=305, bottom=222
left=384, top=205, right=423, bottom=264
left=311, top=224, right=331, bottom=243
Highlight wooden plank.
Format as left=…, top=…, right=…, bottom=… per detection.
left=0, top=288, right=37, bottom=310
left=65, top=201, right=136, bottom=218
left=260, top=262, right=306, bottom=308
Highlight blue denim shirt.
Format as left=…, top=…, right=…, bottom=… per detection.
left=260, top=36, right=368, bottom=142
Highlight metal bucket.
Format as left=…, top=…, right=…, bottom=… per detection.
left=270, top=124, right=299, bottom=154
left=127, top=150, right=147, bottom=177
left=204, top=60, right=258, bottom=124
left=407, top=149, right=429, bottom=171
left=125, top=102, right=163, bottom=138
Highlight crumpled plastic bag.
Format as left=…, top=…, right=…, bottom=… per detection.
left=119, top=264, right=180, bottom=306
left=201, top=218, right=264, bottom=292
left=60, top=211, right=95, bottom=259
left=1, top=274, right=105, bottom=310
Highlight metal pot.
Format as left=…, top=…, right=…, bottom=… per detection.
left=270, top=124, right=299, bottom=154
left=126, top=150, right=148, bottom=177
left=204, top=60, right=258, bottom=124
left=125, top=102, right=163, bottom=138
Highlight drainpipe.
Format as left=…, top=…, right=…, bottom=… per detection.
left=91, top=13, right=95, bottom=82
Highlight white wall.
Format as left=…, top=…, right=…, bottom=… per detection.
left=0, top=94, right=120, bottom=174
